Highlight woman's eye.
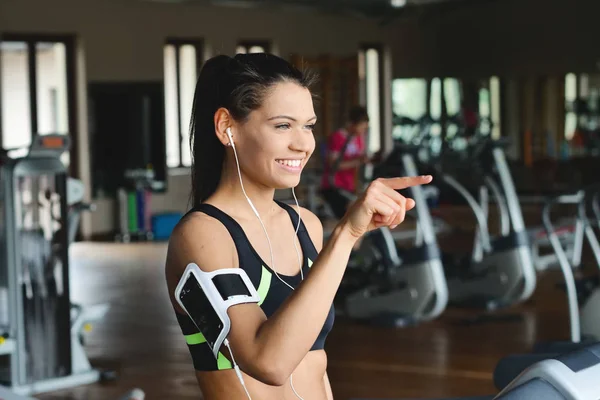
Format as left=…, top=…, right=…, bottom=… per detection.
left=305, top=124, right=316, bottom=131
left=275, top=124, right=291, bottom=130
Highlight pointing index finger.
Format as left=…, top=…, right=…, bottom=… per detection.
left=380, top=175, right=433, bottom=190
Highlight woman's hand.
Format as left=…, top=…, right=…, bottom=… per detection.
left=341, top=176, right=433, bottom=238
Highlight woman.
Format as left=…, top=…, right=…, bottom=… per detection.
left=165, top=53, right=431, bottom=400
left=320, top=106, right=371, bottom=219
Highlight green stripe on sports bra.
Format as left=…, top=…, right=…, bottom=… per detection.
left=257, top=266, right=272, bottom=306
left=217, top=352, right=233, bottom=370
left=308, top=258, right=313, bottom=268
left=185, top=332, right=206, bottom=345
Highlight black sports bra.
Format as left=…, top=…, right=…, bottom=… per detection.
left=174, top=200, right=335, bottom=371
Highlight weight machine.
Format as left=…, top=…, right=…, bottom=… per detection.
left=0, top=134, right=114, bottom=398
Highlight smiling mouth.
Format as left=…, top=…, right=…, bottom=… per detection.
left=276, top=159, right=303, bottom=168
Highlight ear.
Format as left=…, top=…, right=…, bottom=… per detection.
left=214, top=107, right=234, bottom=147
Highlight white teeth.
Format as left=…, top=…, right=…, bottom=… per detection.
left=277, top=159, right=302, bottom=168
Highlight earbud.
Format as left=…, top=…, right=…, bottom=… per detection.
left=226, top=127, right=234, bottom=148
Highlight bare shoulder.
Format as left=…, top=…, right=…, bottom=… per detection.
left=167, top=211, right=238, bottom=273
left=165, top=211, right=238, bottom=312
left=288, top=204, right=324, bottom=252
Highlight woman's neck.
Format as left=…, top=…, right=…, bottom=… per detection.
left=212, top=160, right=277, bottom=220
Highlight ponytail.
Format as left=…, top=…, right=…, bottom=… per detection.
left=189, top=55, right=230, bottom=207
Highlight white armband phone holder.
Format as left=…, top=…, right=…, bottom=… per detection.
left=174, top=263, right=260, bottom=360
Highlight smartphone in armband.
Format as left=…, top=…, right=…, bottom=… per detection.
left=174, top=263, right=260, bottom=359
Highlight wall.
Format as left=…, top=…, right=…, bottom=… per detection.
left=389, top=0, right=600, bottom=79
left=0, top=0, right=387, bottom=79
left=0, top=0, right=390, bottom=238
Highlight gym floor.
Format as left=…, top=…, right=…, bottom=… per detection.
left=35, top=235, right=575, bottom=400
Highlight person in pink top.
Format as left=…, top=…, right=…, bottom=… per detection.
left=320, top=106, right=370, bottom=219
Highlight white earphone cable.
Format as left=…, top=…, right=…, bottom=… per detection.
left=229, top=134, right=305, bottom=400
left=224, top=339, right=253, bottom=400
left=290, top=372, right=306, bottom=400
left=291, top=186, right=304, bottom=282
left=230, top=138, right=303, bottom=290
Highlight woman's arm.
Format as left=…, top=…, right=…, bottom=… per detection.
left=165, top=177, right=429, bottom=387
left=227, top=219, right=356, bottom=385
left=166, top=210, right=353, bottom=386
left=300, top=209, right=335, bottom=400
left=324, top=371, right=334, bottom=400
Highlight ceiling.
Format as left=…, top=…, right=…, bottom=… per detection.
left=141, top=0, right=485, bottom=20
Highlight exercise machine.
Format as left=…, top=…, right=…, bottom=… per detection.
left=490, top=186, right=600, bottom=390
left=530, top=217, right=580, bottom=272
left=494, top=342, right=600, bottom=399
left=337, top=143, right=449, bottom=327
left=494, top=334, right=600, bottom=397
left=352, top=342, right=600, bottom=400
left=66, top=177, right=96, bottom=245
left=0, top=135, right=110, bottom=397
left=522, top=192, right=597, bottom=304
left=539, top=185, right=600, bottom=347
left=435, top=138, right=537, bottom=310
left=519, top=191, right=586, bottom=273
left=383, top=130, right=537, bottom=311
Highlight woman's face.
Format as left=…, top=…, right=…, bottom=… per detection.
left=234, top=81, right=316, bottom=190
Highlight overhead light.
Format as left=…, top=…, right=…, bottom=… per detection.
left=391, top=0, right=407, bottom=7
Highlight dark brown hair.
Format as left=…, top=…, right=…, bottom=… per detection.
left=348, top=105, right=370, bottom=125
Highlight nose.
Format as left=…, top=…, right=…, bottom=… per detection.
left=290, top=129, right=314, bottom=154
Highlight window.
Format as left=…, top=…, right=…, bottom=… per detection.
left=236, top=41, right=270, bottom=54
left=444, top=78, right=462, bottom=139
left=1, top=42, right=31, bottom=155
left=565, top=72, right=600, bottom=151
left=163, top=39, right=203, bottom=168
left=444, top=78, right=462, bottom=117
left=358, top=46, right=383, bottom=154
left=579, top=74, right=590, bottom=99
left=564, top=73, right=578, bottom=140
left=1, top=36, right=74, bottom=166
left=429, top=77, right=442, bottom=138
left=489, top=76, right=501, bottom=139
left=478, top=86, right=491, bottom=135
left=391, top=78, right=427, bottom=141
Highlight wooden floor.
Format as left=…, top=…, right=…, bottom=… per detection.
left=35, top=241, right=577, bottom=400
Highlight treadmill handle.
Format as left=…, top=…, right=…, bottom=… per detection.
left=542, top=193, right=582, bottom=343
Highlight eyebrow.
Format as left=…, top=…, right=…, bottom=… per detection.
left=268, top=115, right=317, bottom=122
